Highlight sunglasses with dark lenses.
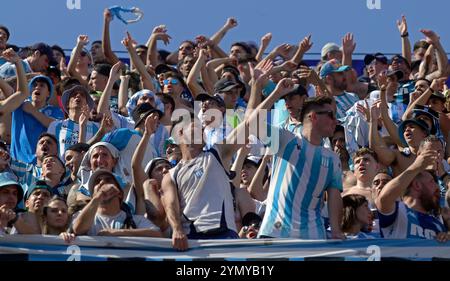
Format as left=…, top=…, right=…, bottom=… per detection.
left=163, top=79, right=179, bottom=85
left=315, top=110, right=336, bottom=120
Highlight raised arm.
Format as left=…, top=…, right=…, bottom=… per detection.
left=72, top=188, right=104, bottom=235
left=421, top=29, right=448, bottom=80
left=402, top=78, right=443, bottom=120
left=376, top=149, right=437, bottom=214
left=131, top=115, right=159, bottom=215
left=161, top=173, right=188, bottom=251
left=369, top=101, right=396, bottom=166
left=0, top=49, right=29, bottom=113
left=221, top=78, right=295, bottom=163
left=21, top=102, right=55, bottom=128
left=118, top=74, right=130, bottom=116
left=186, top=49, right=208, bottom=97
left=247, top=151, right=271, bottom=201
left=210, top=17, right=238, bottom=47
left=245, top=59, right=273, bottom=118
left=230, top=146, right=251, bottom=188
left=255, top=33, right=272, bottom=62
left=342, top=33, right=356, bottom=67
left=377, top=73, right=403, bottom=147
left=146, top=25, right=171, bottom=67
left=122, top=32, right=156, bottom=92
left=290, top=35, right=313, bottom=66
left=97, top=61, right=123, bottom=115
left=397, top=15, right=412, bottom=65
left=102, top=8, right=120, bottom=65
left=67, top=35, right=90, bottom=85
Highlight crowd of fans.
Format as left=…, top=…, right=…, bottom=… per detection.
left=0, top=10, right=450, bottom=251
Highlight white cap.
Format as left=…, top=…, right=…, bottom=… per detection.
left=321, top=43, right=341, bottom=59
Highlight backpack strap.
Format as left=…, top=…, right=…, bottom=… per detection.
left=121, top=203, right=137, bottom=229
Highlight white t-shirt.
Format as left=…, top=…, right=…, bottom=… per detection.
left=74, top=210, right=159, bottom=236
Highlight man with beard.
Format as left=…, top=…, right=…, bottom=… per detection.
left=320, top=59, right=359, bottom=120
left=280, top=84, right=308, bottom=135
left=72, top=169, right=162, bottom=237
left=375, top=147, right=447, bottom=239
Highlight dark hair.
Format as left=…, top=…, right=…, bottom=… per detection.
left=159, top=93, right=175, bottom=113
left=93, top=63, right=112, bottom=77
left=353, top=147, right=378, bottom=162
left=300, top=96, right=334, bottom=122
left=342, top=194, right=368, bottom=232
left=66, top=142, right=90, bottom=154
left=415, top=78, right=431, bottom=86
left=42, top=196, right=70, bottom=235
left=38, top=132, right=58, bottom=146
left=51, top=45, right=65, bottom=57
left=0, top=140, right=8, bottom=151
left=136, top=45, right=148, bottom=51
left=158, top=49, right=170, bottom=63
left=0, top=25, right=10, bottom=40
left=231, top=42, right=252, bottom=56
left=91, top=40, right=102, bottom=46
left=42, top=155, right=66, bottom=181
left=56, top=77, right=81, bottom=97
left=413, top=40, right=430, bottom=51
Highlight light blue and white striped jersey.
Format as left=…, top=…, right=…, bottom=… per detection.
left=48, top=119, right=99, bottom=160
left=379, top=201, right=446, bottom=239
left=258, top=127, right=343, bottom=239
left=335, top=92, right=359, bottom=121
left=10, top=159, right=41, bottom=199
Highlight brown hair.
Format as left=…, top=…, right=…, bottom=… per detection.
left=352, top=147, right=378, bottom=162
left=342, top=194, right=368, bottom=232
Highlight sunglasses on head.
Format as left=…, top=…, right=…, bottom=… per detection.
left=163, top=78, right=179, bottom=85
left=315, top=110, right=336, bottom=120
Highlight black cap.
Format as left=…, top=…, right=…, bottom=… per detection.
left=31, top=42, right=56, bottom=65
left=132, top=103, right=163, bottom=128
left=364, top=53, right=388, bottom=66
left=214, top=78, right=240, bottom=93
left=155, top=64, right=177, bottom=76
left=195, top=93, right=225, bottom=108
left=429, top=91, right=446, bottom=102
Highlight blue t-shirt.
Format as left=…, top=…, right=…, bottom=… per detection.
left=10, top=104, right=64, bottom=164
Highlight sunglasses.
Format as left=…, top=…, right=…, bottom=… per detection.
left=315, top=110, right=336, bottom=120
left=163, top=78, right=179, bottom=85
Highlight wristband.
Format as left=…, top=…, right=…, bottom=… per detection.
left=401, top=32, right=409, bottom=38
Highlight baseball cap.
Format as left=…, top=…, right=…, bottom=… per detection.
left=28, top=75, right=54, bottom=102
left=163, top=137, right=178, bottom=152
left=214, top=78, right=240, bottom=93
left=25, top=180, right=53, bottom=200
left=319, top=59, right=351, bottom=78
left=243, top=155, right=262, bottom=167
left=412, top=105, right=439, bottom=135
left=144, top=157, right=171, bottom=176
left=0, top=172, right=23, bottom=204
left=31, top=42, right=57, bottom=65
left=155, top=64, right=177, bottom=76
left=61, top=85, right=96, bottom=113
left=398, top=118, right=430, bottom=145
left=364, top=53, right=388, bottom=66
left=321, top=43, right=340, bottom=59
left=195, top=93, right=225, bottom=108
left=132, top=103, right=163, bottom=128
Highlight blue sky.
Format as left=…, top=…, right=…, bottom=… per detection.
left=2, top=0, right=449, bottom=59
